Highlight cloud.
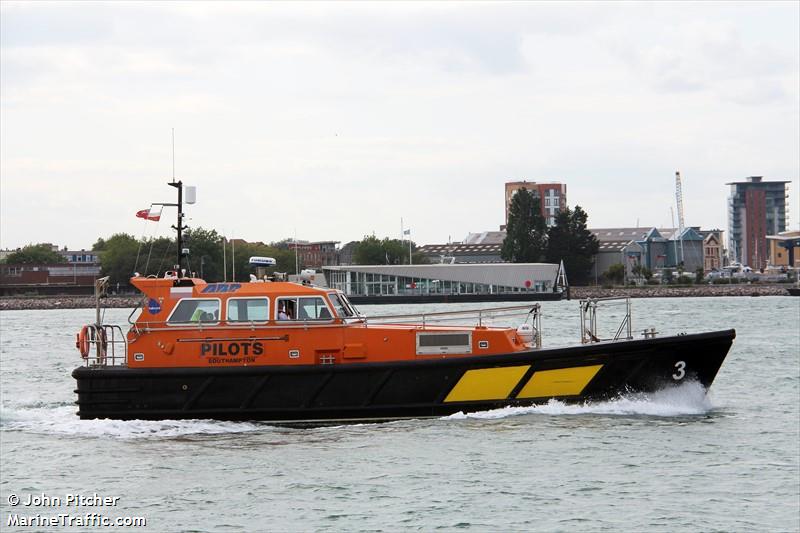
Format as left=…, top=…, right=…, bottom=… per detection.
left=604, top=6, right=798, bottom=106
left=1, top=2, right=798, bottom=249
left=1, top=2, right=613, bottom=86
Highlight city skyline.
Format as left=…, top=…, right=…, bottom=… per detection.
left=1, top=2, right=798, bottom=251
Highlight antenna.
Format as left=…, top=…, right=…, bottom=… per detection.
left=294, top=228, right=299, bottom=275
left=149, top=130, right=189, bottom=274
left=171, top=128, right=176, bottom=182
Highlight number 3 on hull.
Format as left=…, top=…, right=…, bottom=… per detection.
left=673, top=361, right=687, bottom=380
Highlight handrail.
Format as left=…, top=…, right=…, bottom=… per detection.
left=136, top=321, right=351, bottom=333
left=106, top=303, right=541, bottom=358
left=84, top=302, right=545, bottom=364
left=579, top=296, right=630, bottom=303
left=367, top=304, right=538, bottom=321
left=366, top=304, right=540, bottom=329
left=579, top=297, right=633, bottom=344
left=128, top=298, right=146, bottom=325
left=613, top=313, right=631, bottom=341
left=81, top=324, right=128, bottom=367
left=126, top=304, right=539, bottom=332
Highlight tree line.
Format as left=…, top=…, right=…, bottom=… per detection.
left=351, top=235, right=428, bottom=266
left=6, top=191, right=600, bottom=286
left=3, top=244, right=68, bottom=265
left=501, top=188, right=600, bottom=285
left=93, top=229, right=314, bottom=285
left=4, top=230, right=428, bottom=286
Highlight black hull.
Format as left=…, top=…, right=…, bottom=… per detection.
left=73, top=329, right=734, bottom=423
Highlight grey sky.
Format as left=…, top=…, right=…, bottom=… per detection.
left=1, top=1, right=798, bottom=250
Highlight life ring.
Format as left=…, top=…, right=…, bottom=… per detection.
left=76, top=326, right=90, bottom=359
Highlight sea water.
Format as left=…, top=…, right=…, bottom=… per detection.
left=1, top=296, right=798, bottom=532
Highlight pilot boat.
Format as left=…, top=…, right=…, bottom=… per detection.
left=72, top=182, right=735, bottom=423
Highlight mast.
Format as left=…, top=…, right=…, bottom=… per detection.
left=168, top=180, right=184, bottom=270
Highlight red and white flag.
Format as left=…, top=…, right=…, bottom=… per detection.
left=135, top=207, right=162, bottom=221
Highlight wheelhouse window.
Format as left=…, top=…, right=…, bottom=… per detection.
left=227, top=298, right=269, bottom=323
left=276, top=296, right=332, bottom=321
left=328, top=292, right=355, bottom=317
left=167, top=299, right=220, bottom=324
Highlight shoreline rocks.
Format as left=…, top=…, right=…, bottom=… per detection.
left=568, top=284, right=791, bottom=300
left=0, top=284, right=793, bottom=311
left=0, top=295, right=142, bottom=311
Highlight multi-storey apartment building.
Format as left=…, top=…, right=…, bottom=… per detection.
left=504, top=180, right=567, bottom=227
left=727, top=176, right=789, bottom=269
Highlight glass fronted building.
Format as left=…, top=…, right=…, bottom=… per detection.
left=323, top=263, right=561, bottom=298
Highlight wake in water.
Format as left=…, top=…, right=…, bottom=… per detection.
left=444, top=380, right=714, bottom=420
left=0, top=381, right=714, bottom=438
left=0, top=403, right=265, bottom=440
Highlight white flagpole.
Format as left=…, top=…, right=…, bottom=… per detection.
left=400, top=217, right=405, bottom=264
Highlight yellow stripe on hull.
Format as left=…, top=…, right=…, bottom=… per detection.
left=444, top=365, right=530, bottom=403
left=517, top=364, right=603, bottom=399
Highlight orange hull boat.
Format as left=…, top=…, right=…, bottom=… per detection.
left=71, top=181, right=734, bottom=423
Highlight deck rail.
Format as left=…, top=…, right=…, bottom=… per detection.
left=367, top=304, right=542, bottom=348
left=366, top=303, right=539, bottom=326
left=579, top=297, right=633, bottom=344
left=121, top=304, right=543, bottom=344
left=125, top=304, right=539, bottom=330
left=80, top=324, right=128, bottom=367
